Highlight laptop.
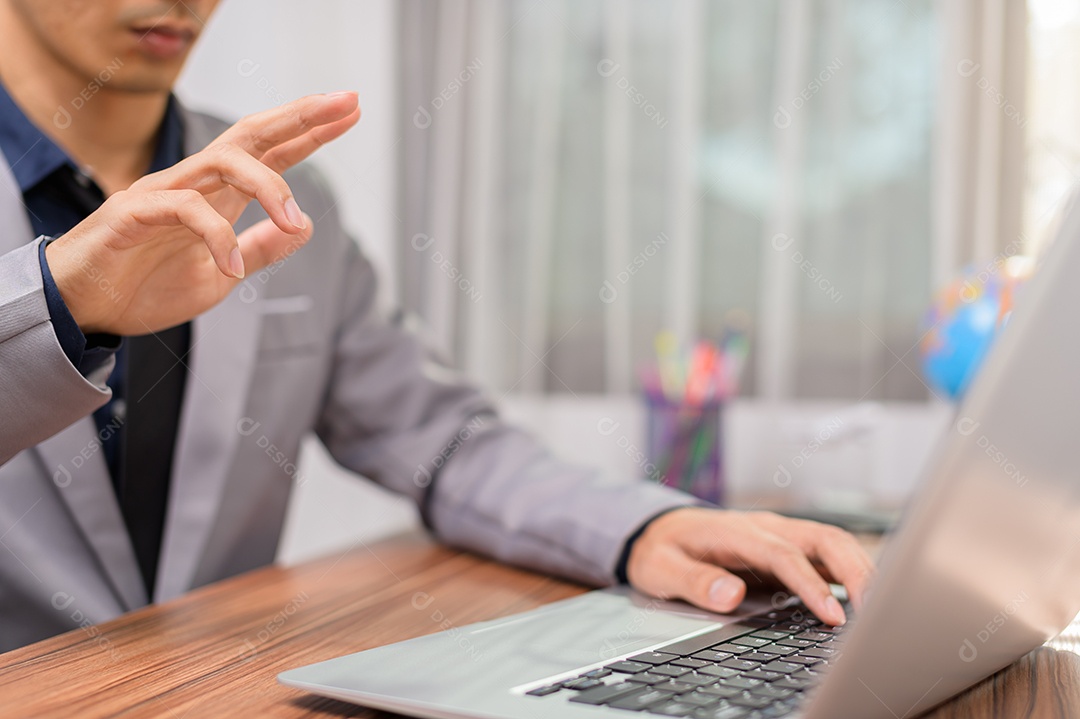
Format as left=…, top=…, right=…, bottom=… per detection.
left=279, top=201, right=1080, bottom=718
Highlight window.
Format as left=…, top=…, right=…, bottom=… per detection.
left=398, top=0, right=1018, bottom=402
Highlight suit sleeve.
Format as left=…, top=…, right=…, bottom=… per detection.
left=0, top=238, right=113, bottom=466
left=309, top=192, right=690, bottom=588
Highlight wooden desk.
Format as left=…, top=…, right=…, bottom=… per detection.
left=2, top=532, right=1079, bottom=718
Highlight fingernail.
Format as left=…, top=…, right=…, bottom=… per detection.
left=824, top=596, right=846, bottom=626
left=326, top=91, right=355, bottom=99
left=285, top=198, right=306, bottom=229
left=229, top=248, right=246, bottom=279
left=708, top=578, right=742, bottom=608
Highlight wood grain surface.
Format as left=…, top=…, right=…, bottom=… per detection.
left=1, top=531, right=1077, bottom=718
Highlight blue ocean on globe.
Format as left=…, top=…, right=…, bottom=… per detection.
left=920, top=258, right=1032, bottom=400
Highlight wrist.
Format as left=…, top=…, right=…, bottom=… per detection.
left=44, top=237, right=106, bottom=334
left=622, top=506, right=698, bottom=585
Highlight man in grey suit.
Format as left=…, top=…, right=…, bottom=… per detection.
left=0, top=0, right=873, bottom=652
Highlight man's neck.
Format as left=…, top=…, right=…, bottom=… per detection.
left=0, top=9, right=168, bottom=194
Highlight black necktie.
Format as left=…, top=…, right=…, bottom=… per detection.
left=119, top=324, right=191, bottom=599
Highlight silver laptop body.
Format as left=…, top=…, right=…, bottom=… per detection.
left=280, top=202, right=1080, bottom=718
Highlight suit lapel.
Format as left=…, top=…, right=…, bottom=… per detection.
left=155, top=109, right=264, bottom=601
left=35, top=422, right=148, bottom=610
left=0, top=143, right=30, bottom=253
left=0, top=150, right=146, bottom=611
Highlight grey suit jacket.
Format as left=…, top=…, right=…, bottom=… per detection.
left=0, top=106, right=689, bottom=651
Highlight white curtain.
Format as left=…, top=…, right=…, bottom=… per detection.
left=397, top=0, right=1026, bottom=401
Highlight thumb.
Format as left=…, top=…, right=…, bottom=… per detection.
left=633, top=545, right=747, bottom=614
left=235, top=214, right=314, bottom=273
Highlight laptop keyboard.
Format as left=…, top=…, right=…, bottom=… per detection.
left=524, top=603, right=846, bottom=718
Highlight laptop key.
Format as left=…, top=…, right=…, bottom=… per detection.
left=582, top=668, right=613, bottom=679
left=761, top=661, right=802, bottom=674
left=678, top=692, right=721, bottom=708
left=698, top=665, right=739, bottom=679
left=730, top=634, right=773, bottom=647
left=653, top=679, right=697, bottom=693
left=772, top=622, right=806, bottom=633
left=627, top=672, right=669, bottom=685
left=631, top=652, right=683, bottom=665
left=652, top=665, right=692, bottom=678
left=692, top=650, right=735, bottom=662
left=800, top=647, right=837, bottom=659
left=756, top=644, right=798, bottom=656
left=609, top=688, right=676, bottom=711
left=561, top=677, right=604, bottom=690
left=729, top=694, right=773, bottom=709
left=791, top=668, right=825, bottom=681
left=718, top=658, right=759, bottom=672
left=750, top=685, right=795, bottom=701
left=750, top=630, right=789, bottom=640
left=784, top=655, right=821, bottom=667
left=772, top=676, right=810, bottom=691
left=713, top=643, right=753, bottom=655
left=811, top=623, right=841, bottom=633
left=525, top=684, right=561, bottom=697
left=740, top=669, right=783, bottom=682
left=649, top=700, right=697, bottom=716
left=608, top=660, right=653, bottom=674
left=737, top=651, right=776, bottom=663
left=679, top=672, right=720, bottom=687
left=692, top=706, right=751, bottom=719
left=716, top=676, right=761, bottom=690
left=672, top=657, right=710, bottom=669
left=775, top=638, right=813, bottom=649
left=697, top=685, right=743, bottom=698
left=794, top=630, right=832, bottom=642
left=730, top=636, right=772, bottom=648
left=569, top=681, right=644, bottom=705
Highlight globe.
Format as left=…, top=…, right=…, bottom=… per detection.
left=920, top=256, right=1034, bottom=399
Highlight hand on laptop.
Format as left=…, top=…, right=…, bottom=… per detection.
left=626, top=508, right=874, bottom=626
left=45, top=92, right=361, bottom=336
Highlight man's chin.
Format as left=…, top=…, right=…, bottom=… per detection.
left=104, top=72, right=183, bottom=95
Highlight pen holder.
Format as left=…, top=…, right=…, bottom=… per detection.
left=644, top=395, right=725, bottom=506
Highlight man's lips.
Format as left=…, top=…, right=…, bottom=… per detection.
left=130, top=23, right=197, bottom=60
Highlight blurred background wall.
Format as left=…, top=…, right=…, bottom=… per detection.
left=175, top=0, right=1075, bottom=564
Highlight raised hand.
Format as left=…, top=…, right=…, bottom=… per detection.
left=45, top=92, right=361, bottom=336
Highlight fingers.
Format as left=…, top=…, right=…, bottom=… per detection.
left=234, top=214, right=314, bottom=274
left=110, top=189, right=242, bottom=279
left=131, top=94, right=359, bottom=232
left=261, top=106, right=361, bottom=173
left=756, top=515, right=876, bottom=611
left=134, top=142, right=307, bottom=234
left=215, top=92, right=359, bottom=159
left=750, top=536, right=847, bottom=626
left=702, top=521, right=848, bottom=626
left=629, top=542, right=748, bottom=614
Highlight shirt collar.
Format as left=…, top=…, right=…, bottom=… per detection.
left=149, top=95, right=185, bottom=174
left=0, top=81, right=70, bottom=191
left=0, top=79, right=185, bottom=192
